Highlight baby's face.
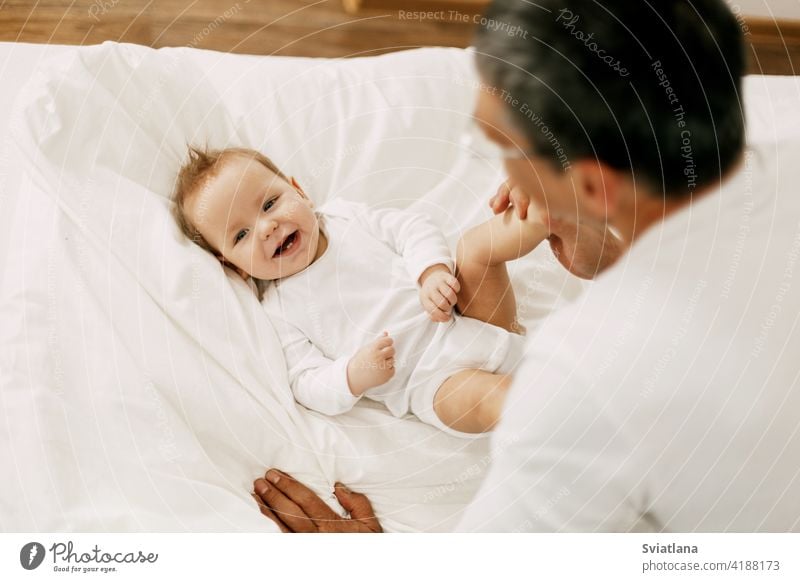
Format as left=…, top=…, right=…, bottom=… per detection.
left=185, top=155, right=322, bottom=281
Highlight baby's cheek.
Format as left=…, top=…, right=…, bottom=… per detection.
left=286, top=200, right=301, bottom=218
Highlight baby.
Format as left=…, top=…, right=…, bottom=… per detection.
left=172, top=146, right=549, bottom=435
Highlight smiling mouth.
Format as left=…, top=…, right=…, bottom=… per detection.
left=273, top=231, right=298, bottom=258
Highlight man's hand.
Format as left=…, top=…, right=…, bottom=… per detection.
left=252, top=470, right=382, bottom=533
left=489, top=179, right=532, bottom=219
left=346, top=332, right=395, bottom=396
left=418, top=264, right=460, bottom=322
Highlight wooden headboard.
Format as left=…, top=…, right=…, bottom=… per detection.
left=344, top=0, right=800, bottom=75
left=745, top=17, right=800, bottom=74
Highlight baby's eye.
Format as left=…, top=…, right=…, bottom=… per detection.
left=234, top=229, right=247, bottom=245
left=262, top=197, right=277, bottom=212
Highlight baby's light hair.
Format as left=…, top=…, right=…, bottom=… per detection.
left=171, top=145, right=289, bottom=300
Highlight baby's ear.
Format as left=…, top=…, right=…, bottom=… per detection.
left=290, top=176, right=311, bottom=203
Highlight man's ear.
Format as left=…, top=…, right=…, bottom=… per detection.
left=571, top=159, right=622, bottom=222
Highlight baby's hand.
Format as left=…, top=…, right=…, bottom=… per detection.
left=346, top=332, right=396, bottom=396
left=418, top=264, right=460, bottom=323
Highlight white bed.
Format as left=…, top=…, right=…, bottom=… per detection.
left=1, top=41, right=798, bottom=533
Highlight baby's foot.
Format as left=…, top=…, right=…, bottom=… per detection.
left=458, top=207, right=549, bottom=268
left=494, top=207, right=550, bottom=264
left=547, top=218, right=624, bottom=279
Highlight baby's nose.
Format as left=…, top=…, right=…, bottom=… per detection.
left=257, top=218, right=277, bottom=240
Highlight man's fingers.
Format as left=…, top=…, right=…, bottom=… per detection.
left=491, top=181, right=512, bottom=214
left=254, top=476, right=319, bottom=533
left=510, top=187, right=530, bottom=219
left=264, top=470, right=343, bottom=529
left=251, top=492, right=290, bottom=533
left=496, top=180, right=512, bottom=200
left=334, top=483, right=383, bottom=533
left=492, top=196, right=509, bottom=214
left=491, top=195, right=507, bottom=213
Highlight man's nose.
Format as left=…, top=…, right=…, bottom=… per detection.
left=256, top=217, right=278, bottom=241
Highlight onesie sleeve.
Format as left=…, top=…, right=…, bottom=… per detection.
left=266, top=306, right=361, bottom=416
left=344, top=200, right=454, bottom=284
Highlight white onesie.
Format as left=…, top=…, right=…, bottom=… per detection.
left=262, top=198, right=524, bottom=436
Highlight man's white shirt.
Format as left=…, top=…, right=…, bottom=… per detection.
left=458, top=140, right=800, bottom=532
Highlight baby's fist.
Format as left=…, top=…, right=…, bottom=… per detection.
left=347, top=332, right=396, bottom=396
left=418, top=264, right=460, bottom=323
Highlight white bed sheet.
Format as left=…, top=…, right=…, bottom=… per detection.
left=1, top=40, right=798, bottom=533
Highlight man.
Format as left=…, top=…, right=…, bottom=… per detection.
left=253, top=0, right=800, bottom=531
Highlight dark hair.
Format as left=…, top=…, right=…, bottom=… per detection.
left=474, top=0, right=745, bottom=197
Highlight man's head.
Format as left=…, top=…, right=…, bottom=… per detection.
left=473, top=0, right=745, bottom=242
left=172, top=146, right=324, bottom=291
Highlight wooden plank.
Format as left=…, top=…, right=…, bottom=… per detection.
left=343, top=0, right=487, bottom=16
left=746, top=16, right=800, bottom=74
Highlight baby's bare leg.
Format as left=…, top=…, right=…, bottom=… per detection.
left=455, top=208, right=548, bottom=333
left=433, top=369, right=512, bottom=433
